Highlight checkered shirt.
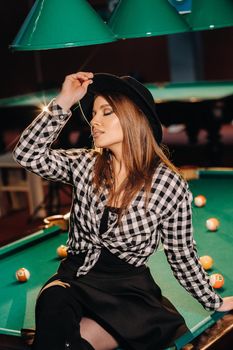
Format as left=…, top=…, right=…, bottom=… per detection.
left=13, top=100, right=223, bottom=311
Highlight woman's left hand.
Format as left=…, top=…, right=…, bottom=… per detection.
left=217, top=296, right=233, bottom=312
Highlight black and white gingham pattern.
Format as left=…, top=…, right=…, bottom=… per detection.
left=13, top=100, right=223, bottom=311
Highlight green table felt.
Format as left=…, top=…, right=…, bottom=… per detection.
left=147, top=81, right=233, bottom=101
left=0, top=227, right=66, bottom=336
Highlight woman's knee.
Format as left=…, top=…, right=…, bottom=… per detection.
left=35, top=280, right=71, bottom=316
left=38, top=279, right=70, bottom=298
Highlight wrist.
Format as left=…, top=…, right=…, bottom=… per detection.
left=55, top=94, right=74, bottom=112
left=46, top=99, right=72, bottom=119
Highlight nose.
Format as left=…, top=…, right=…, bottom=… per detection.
left=90, top=113, right=102, bottom=127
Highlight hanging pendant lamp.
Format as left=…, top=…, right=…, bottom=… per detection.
left=10, top=0, right=116, bottom=51
left=108, top=0, right=190, bottom=39
left=183, top=0, right=233, bottom=31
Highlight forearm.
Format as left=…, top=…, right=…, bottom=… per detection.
left=161, top=192, right=223, bottom=311
left=166, top=247, right=223, bottom=311
left=13, top=99, right=72, bottom=182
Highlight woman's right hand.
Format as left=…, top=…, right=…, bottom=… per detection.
left=55, top=71, right=94, bottom=111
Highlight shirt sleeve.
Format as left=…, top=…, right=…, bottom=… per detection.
left=13, top=99, right=82, bottom=184
left=160, top=189, right=223, bottom=311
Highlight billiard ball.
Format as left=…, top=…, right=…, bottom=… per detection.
left=194, top=195, right=207, bottom=207
left=56, top=245, right=68, bottom=258
left=209, top=273, right=224, bottom=289
left=15, top=268, right=30, bottom=282
left=199, top=255, right=214, bottom=270
left=206, top=218, right=220, bottom=231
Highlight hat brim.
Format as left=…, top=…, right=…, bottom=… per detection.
left=79, top=73, right=162, bottom=144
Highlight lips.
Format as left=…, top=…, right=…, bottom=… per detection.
left=92, top=129, right=104, bottom=138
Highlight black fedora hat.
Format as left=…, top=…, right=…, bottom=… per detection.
left=80, top=73, right=163, bottom=144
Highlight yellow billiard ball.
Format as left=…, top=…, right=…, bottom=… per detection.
left=16, top=267, right=30, bottom=282
left=199, top=255, right=214, bottom=270
left=194, top=195, right=207, bottom=207
left=210, top=273, right=224, bottom=289
left=206, top=218, right=220, bottom=231
left=56, top=245, right=68, bottom=258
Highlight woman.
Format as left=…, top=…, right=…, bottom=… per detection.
left=13, top=72, right=233, bottom=350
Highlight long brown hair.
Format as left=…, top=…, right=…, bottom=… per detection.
left=93, top=93, right=179, bottom=219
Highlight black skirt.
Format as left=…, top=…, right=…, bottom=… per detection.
left=43, top=249, right=188, bottom=350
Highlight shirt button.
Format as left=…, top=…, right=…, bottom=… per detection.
left=59, top=115, right=65, bottom=120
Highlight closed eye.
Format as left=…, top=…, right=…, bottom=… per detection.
left=103, top=110, right=113, bottom=116
left=92, top=104, right=113, bottom=117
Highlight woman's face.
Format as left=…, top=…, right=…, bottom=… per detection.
left=91, top=96, right=124, bottom=151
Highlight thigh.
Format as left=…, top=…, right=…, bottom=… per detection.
left=80, top=317, right=119, bottom=350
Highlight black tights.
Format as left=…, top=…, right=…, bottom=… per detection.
left=32, top=285, right=94, bottom=350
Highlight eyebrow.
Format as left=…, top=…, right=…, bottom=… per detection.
left=92, top=104, right=111, bottom=113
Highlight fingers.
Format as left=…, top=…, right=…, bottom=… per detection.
left=76, top=71, right=94, bottom=79
left=60, top=71, right=93, bottom=108
left=67, top=71, right=94, bottom=82
left=82, top=78, right=93, bottom=89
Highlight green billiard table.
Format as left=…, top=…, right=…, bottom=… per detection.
left=0, top=169, right=233, bottom=349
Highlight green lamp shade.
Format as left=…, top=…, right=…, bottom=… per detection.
left=108, top=0, right=190, bottom=39
left=10, top=0, right=116, bottom=51
left=183, top=0, right=233, bottom=31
